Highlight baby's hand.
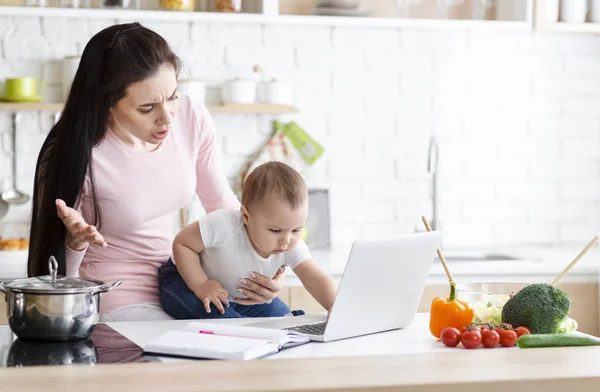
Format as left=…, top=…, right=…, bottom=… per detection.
left=193, top=280, right=229, bottom=314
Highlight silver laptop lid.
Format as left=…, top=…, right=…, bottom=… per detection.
left=323, top=231, right=442, bottom=342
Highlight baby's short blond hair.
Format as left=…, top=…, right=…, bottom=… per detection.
left=241, top=162, right=307, bottom=210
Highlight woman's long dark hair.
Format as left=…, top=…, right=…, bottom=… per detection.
left=28, top=22, right=181, bottom=277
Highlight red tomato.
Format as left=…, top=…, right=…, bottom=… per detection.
left=498, top=329, right=518, bottom=347
left=461, top=329, right=482, bottom=349
left=440, top=327, right=461, bottom=347
left=514, top=326, right=531, bottom=337
left=481, top=329, right=500, bottom=348
left=494, top=325, right=508, bottom=334
left=479, top=325, right=490, bottom=331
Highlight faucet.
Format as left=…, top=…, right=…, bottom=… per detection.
left=427, top=135, right=439, bottom=232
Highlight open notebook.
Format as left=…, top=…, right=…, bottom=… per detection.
left=143, top=321, right=311, bottom=361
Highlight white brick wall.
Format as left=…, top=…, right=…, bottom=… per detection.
left=332, top=27, right=400, bottom=49
left=565, top=55, right=600, bottom=74
left=297, top=47, right=366, bottom=70
left=263, top=25, right=331, bottom=48
left=1, top=16, right=600, bottom=248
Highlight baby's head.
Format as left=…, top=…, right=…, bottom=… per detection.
left=241, top=162, right=308, bottom=257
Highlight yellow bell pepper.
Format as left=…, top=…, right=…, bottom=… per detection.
left=429, top=283, right=474, bottom=338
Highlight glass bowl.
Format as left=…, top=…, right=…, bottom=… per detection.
left=455, top=282, right=530, bottom=325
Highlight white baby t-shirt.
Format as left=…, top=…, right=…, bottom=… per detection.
left=197, top=208, right=311, bottom=302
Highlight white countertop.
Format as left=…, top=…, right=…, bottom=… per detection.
left=106, top=311, right=598, bottom=360
left=106, top=312, right=464, bottom=361
left=5, top=312, right=600, bottom=392
left=0, top=313, right=454, bottom=371
left=2, top=244, right=599, bottom=284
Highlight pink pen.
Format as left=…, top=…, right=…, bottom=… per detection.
left=197, top=330, right=261, bottom=339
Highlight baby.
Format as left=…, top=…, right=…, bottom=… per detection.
left=158, top=161, right=338, bottom=319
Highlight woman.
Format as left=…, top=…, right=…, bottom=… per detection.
left=27, top=22, right=286, bottom=322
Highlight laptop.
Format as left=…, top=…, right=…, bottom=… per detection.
left=246, top=231, right=442, bottom=342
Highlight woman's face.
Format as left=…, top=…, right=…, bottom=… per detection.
left=108, top=63, right=179, bottom=149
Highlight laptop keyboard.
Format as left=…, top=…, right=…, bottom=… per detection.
left=284, top=321, right=328, bottom=336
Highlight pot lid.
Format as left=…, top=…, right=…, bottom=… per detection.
left=4, top=275, right=105, bottom=293
left=2, top=256, right=106, bottom=294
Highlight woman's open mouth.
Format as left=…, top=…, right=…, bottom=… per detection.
left=152, top=130, right=169, bottom=140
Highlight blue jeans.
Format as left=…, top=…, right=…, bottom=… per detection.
left=158, top=259, right=297, bottom=319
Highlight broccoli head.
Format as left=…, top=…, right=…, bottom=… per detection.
left=501, top=283, right=572, bottom=334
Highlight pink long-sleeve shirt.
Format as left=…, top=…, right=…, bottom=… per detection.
left=65, top=95, right=240, bottom=315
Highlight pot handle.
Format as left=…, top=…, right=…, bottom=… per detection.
left=97, top=280, right=123, bottom=293
left=48, top=256, right=58, bottom=281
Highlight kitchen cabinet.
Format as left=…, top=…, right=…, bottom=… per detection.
left=0, top=301, right=6, bottom=326
left=418, top=283, right=599, bottom=336
left=2, top=283, right=597, bottom=333
left=280, top=282, right=600, bottom=336
left=280, top=286, right=326, bottom=313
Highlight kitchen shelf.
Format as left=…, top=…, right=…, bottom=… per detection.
left=533, top=0, right=600, bottom=33
left=0, top=102, right=63, bottom=112
left=0, top=6, right=533, bottom=31
left=209, top=103, right=297, bottom=114
left=0, top=102, right=298, bottom=114
left=535, top=22, right=600, bottom=33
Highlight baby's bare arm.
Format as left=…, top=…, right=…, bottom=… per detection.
left=293, top=260, right=338, bottom=311
left=172, top=222, right=229, bottom=313
left=172, top=222, right=211, bottom=291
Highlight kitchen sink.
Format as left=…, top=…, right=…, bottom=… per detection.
left=435, top=249, right=541, bottom=263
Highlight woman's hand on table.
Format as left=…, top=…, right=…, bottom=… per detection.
left=235, top=266, right=286, bottom=305
left=56, top=199, right=108, bottom=251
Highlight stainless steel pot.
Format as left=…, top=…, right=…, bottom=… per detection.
left=0, top=256, right=122, bottom=342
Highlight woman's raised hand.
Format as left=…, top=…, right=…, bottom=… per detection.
left=56, top=199, right=108, bottom=250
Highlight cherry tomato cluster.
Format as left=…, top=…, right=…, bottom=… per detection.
left=440, top=323, right=531, bottom=349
